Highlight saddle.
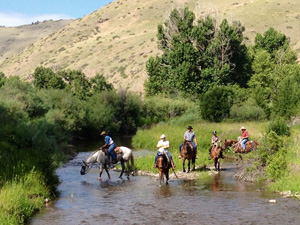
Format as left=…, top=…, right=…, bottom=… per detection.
left=101, top=146, right=122, bottom=157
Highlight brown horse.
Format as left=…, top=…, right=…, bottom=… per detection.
left=223, top=139, right=259, bottom=165
left=211, top=144, right=222, bottom=171
left=180, top=140, right=196, bottom=173
left=156, top=154, right=171, bottom=185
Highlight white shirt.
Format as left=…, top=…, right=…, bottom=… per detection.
left=157, top=140, right=169, bottom=153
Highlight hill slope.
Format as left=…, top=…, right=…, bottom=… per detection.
left=0, top=0, right=299, bottom=94
left=0, top=20, right=72, bottom=64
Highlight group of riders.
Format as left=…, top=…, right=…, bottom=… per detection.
left=98, top=126, right=250, bottom=169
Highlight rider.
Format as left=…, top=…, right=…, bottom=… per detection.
left=100, top=131, right=118, bottom=164
left=153, top=134, right=175, bottom=169
left=209, top=131, right=224, bottom=160
left=178, top=126, right=198, bottom=159
left=240, top=127, right=249, bottom=152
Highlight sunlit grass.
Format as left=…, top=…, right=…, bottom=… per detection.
left=0, top=171, right=50, bottom=224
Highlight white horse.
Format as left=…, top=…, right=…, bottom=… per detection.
left=80, top=146, right=134, bottom=180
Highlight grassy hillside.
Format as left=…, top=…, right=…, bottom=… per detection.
left=0, top=20, right=72, bottom=64
left=0, top=0, right=300, bottom=94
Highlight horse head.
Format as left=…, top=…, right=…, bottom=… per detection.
left=182, top=140, right=194, bottom=156
left=80, top=160, right=88, bottom=175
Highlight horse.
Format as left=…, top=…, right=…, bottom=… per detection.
left=223, top=138, right=259, bottom=165
left=211, top=144, right=222, bottom=171
left=80, top=146, right=134, bottom=180
left=155, top=153, right=171, bottom=185
left=180, top=140, right=196, bottom=173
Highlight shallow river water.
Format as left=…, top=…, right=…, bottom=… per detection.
left=30, top=142, right=300, bottom=225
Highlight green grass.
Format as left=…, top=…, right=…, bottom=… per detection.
left=0, top=171, right=50, bottom=224
left=132, top=120, right=267, bottom=172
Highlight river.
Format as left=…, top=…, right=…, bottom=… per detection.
left=30, top=139, right=300, bottom=225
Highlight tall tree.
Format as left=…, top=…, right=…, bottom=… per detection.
left=145, top=7, right=249, bottom=96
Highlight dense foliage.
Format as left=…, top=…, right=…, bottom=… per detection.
left=145, top=7, right=250, bottom=97
left=146, top=6, right=300, bottom=123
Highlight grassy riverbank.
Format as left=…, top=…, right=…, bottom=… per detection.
left=132, top=121, right=267, bottom=173
left=132, top=120, right=300, bottom=201
left=0, top=171, right=50, bottom=224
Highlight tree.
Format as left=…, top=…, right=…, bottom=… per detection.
left=200, top=86, right=234, bottom=122
left=33, top=66, right=65, bottom=89
left=90, top=74, right=113, bottom=94
left=145, top=7, right=249, bottom=96
left=58, top=70, right=91, bottom=100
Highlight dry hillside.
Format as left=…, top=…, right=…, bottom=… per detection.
left=0, top=0, right=300, bottom=94
left=0, top=20, right=72, bottom=64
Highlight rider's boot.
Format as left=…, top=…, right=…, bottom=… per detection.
left=153, top=163, right=157, bottom=169
left=208, top=154, right=212, bottom=160
left=178, top=155, right=182, bottom=159
left=195, top=154, right=198, bottom=159
left=220, top=151, right=224, bottom=159
left=112, top=158, right=118, bottom=164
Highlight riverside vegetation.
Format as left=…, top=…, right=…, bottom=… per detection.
left=2, top=5, right=300, bottom=224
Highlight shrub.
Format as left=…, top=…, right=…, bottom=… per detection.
left=200, top=86, right=234, bottom=122
left=230, top=98, right=266, bottom=121
left=267, top=118, right=291, bottom=136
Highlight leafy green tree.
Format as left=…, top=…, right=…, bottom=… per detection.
left=90, top=74, right=113, bottom=94
left=200, top=86, right=234, bottom=122
left=254, top=27, right=289, bottom=58
left=33, top=66, right=65, bottom=89
left=58, top=70, right=91, bottom=100
left=146, top=7, right=249, bottom=96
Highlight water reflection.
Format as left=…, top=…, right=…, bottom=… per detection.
left=156, top=185, right=173, bottom=197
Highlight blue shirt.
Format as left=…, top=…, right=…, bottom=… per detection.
left=105, top=135, right=114, bottom=145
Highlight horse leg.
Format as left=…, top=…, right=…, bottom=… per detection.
left=182, top=159, right=186, bottom=172
left=98, top=164, right=104, bottom=180
left=218, top=159, right=220, bottom=171
left=214, top=158, right=217, bottom=171
left=119, top=160, right=125, bottom=179
left=159, top=170, right=163, bottom=186
left=104, top=164, right=111, bottom=180
left=191, top=157, right=196, bottom=171
left=239, top=155, right=243, bottom=165
left=166, top=169, right=169, bottom=185
left=187, top=160, right=191, bottom=173
left=125, top=161, right=131, bottom=179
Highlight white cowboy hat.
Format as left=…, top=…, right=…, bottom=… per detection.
left=240, top=127, right=246, bottom=130
left=160, top=134, right=166, bottom=139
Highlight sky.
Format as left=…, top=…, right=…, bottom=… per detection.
left=0, top=0, right=113, bottom=27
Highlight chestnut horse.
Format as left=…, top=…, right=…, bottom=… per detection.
left=180, top=140, right=196, bottom=173
left=155, top=154, right=171, bottom=185
left=223, top=139, right=259, bottom=165
left=211, top=144, right=222, bottom=171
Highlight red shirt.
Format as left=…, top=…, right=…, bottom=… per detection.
left=242, top=130, right=249, bottom=138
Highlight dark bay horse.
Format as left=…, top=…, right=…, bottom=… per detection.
left=211, top=144, right=222, bottom=171
left=180, top=140, right=196, bottom=173
left=155, top=154, right=171, bottom=185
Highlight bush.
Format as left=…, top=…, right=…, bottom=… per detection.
left=200, top=86, right=234, bottom=122
left=267, top=118, right=291, bottom=136
left=230, top=98, right=266, bottom=121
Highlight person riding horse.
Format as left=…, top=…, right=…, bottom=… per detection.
left=99, top=131, right=118, bottom=164
left=179, top=126, right=198, bottom=159
left=209, top=131, right=224, bottom=160
left=153, top=134, right=175, bottom=169
left=240, top=127, right=249, bottom=152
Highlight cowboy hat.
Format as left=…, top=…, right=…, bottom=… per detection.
left=187, top=126, right=193, bottom=129
left=240, top=127, right=246, bottom=130
left=160, top=134, right=166, bottom=139
left=100, top=131, right=107, bottom=135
